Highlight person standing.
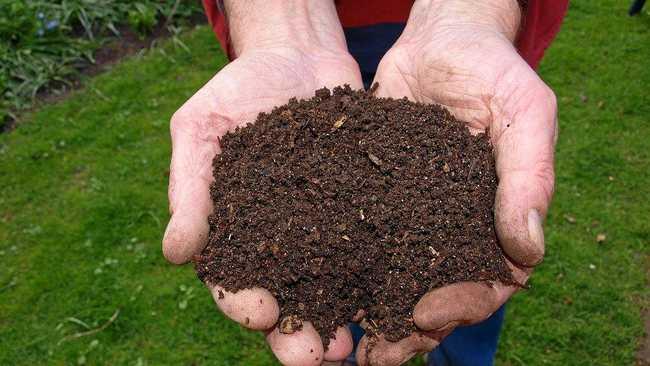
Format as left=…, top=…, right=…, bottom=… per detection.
left=163, top=1, right=568, bottom=365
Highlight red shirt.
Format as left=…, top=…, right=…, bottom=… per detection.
left=202, top=0, right=568, bottom=70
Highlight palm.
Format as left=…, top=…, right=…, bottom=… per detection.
left=195, top=48, right=362, bottom=129
left=376, top=31, right=533, bottom=130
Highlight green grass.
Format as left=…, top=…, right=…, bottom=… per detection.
left=0, top=1, right=648, bottom=365
left=0, top=0, right=201, bottom=123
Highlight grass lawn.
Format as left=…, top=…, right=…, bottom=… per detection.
left=1, top=1, right=648, bottom=365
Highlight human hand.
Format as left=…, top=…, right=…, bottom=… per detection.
left=357, top=0, right=557, bottom=364
left=162, top=1, right=362, bottom=365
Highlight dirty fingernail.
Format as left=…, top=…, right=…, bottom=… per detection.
left=527, top=209, right=544, bottom=256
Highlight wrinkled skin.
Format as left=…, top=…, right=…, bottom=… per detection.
left=354, top=24, right=557, bottom=366
left=163, top=11, right=557, bottom=366
left=163, top=47, right=362, bottom=365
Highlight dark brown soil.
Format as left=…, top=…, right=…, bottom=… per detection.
left=195, top=85, right=515, bottom=347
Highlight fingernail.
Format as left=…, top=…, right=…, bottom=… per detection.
left=435, top=321, right=458, bottom=332
left=527, top=209, right=544, bottom=254
left=162, top=219, right=177, bottom=250
left=162, top=219, right=173, bottom=242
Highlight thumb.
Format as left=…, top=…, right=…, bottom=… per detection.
left=163, top=107, right=226, bottom=264
left=493, top=81, right=557, bottom=267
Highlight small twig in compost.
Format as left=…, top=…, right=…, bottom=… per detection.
left=467, top=158, right=478, bottom=181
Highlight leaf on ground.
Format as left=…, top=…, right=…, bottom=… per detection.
left=564, top=214, right=577, bottom=224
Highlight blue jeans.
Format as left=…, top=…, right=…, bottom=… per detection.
left=344, top=23, right=507, bottom=366
left=348, top=306, right=506, bottom=366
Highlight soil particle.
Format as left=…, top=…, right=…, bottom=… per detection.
left=279, top=315, right=303, bottom=334
left=195, top=85, right=515, bottom=347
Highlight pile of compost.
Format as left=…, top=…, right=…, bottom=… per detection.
left=194, top=85, right=514, bottom=346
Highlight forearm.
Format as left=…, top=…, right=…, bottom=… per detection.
left=223, top=0, right=349, bottom=57
left=402, top=0, right=522, bottom=44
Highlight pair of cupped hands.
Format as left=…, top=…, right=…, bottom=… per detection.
left=162, top=1, right=557, bottom=365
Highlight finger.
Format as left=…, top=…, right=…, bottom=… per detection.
left=370, top=46, right=418, bottom=101
left=324, top=326, right=354, bottom=361
left=266, top=321, right=325, bottom=366
left=356, top=331, right=446, bottom=366
left=210, top=284, right=279, bottom=330
left=163, top=106, right=225, bottom=264
left=414, top=261, right=531, bottom=330
left=492, top=82, right=557, bottom=267
left=414, top=283, right=501, bottom=331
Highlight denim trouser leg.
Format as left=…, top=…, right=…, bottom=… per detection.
left=347, top=305, right=506, bottom=366
left=427, top=305, right=506, bottom=366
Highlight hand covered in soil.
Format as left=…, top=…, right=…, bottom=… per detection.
left=358, top=1, right=557, bottom=364
left=163, top=1, right=362, bottom=365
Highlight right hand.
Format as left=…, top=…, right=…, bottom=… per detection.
left=162, top=13, right=363, bottom=364
left=354, top=1, right=556, bottom=364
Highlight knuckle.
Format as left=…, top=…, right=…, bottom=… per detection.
left=535, top=82, right=558, bottom=121
left=542, top=84, right=558, bottom=112
left=547, top=89, right=558, bottom=116
left=377, top=46, right=410, bottom=73
left=536, top=164, right=556, bottom=206
left=170, top=107, right=193, bottom=134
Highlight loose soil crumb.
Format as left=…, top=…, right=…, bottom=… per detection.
left=195, top=85, right=515, bottom=347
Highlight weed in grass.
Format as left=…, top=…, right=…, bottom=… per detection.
left=0, top=0, right=202, bottom=126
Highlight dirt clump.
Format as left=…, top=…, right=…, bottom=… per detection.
left=194, top=85, right=515, bottom=346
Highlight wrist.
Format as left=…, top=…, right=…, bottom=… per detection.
left=405, top=0, right=522, bottom=44
left=224, top=0, right=350, bottom=58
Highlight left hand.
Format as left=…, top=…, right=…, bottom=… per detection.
left=356, top=1, right=557, bottom=364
